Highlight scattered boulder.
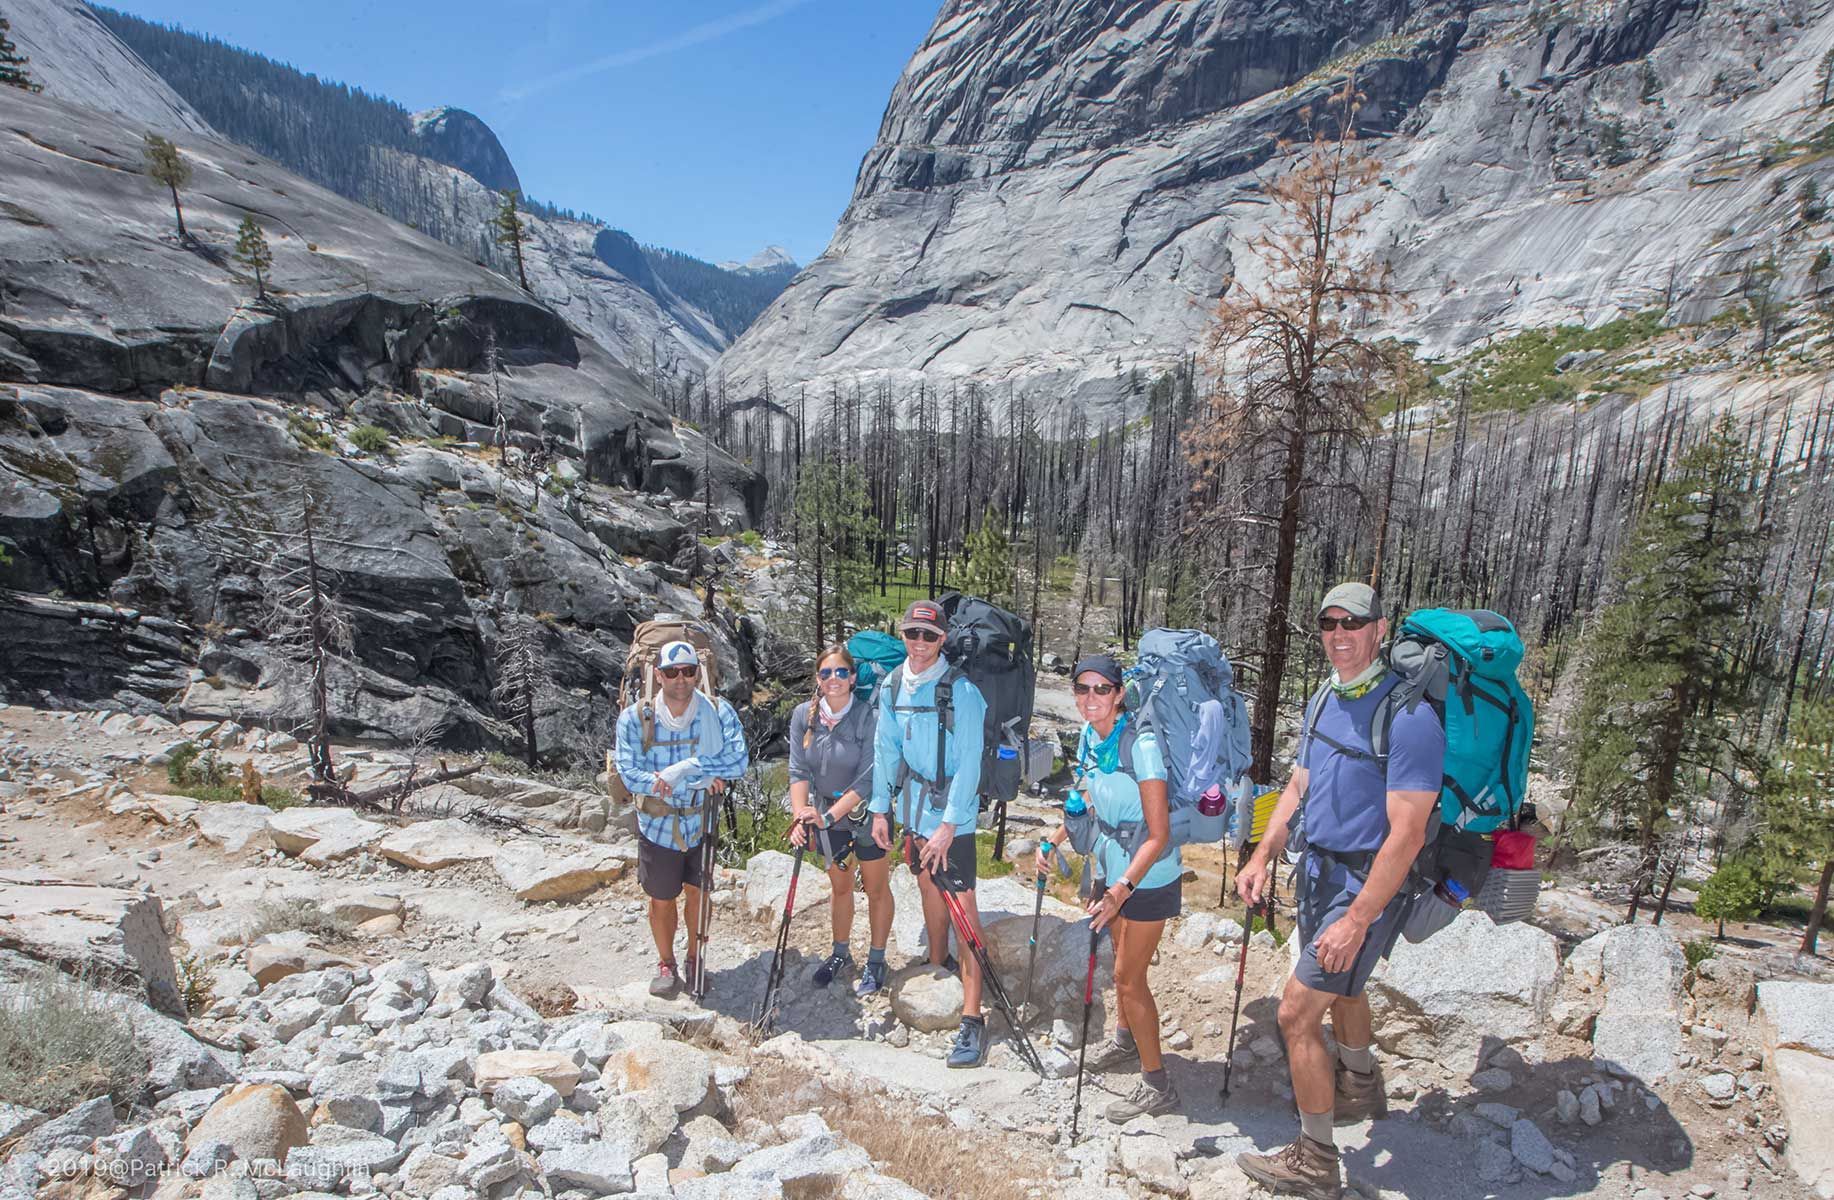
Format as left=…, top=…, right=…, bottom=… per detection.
left=474, top=1050, right=582, bottom=1096
left=1367, top=910, right=1559, bottom=1072
left=0, top=870, right=185, bottom=1015
left=1757, top=981, right=1834, bottom=1059
left=742, top=850, right=833, bottom=923
left=493, top=842, right=628, bottom=902
left=890, top=964, right=965, bottom=1032
left=1119, top=1130, right=1188, bottom=1195
left=1772, top=1049, right=1834, bottom=1198
left=538, top=1142, right=634, bottom=1193
left=492, top=1076, right=562, bottom=1126
left=1760, top=982, right=1834, bottom=1198
left=602, top=1041, right=714, bottom=1114
left=266, top=809, right=387, bottom=866
left=191, top=803, right=276, bottom=854
left=323, top=892, right=405, bottom=925
left=185, top=1083, right=308, bottom=1165
left=1576, top=925, right=1686, bottom=1082
left=975, top=875, right=1112, bottom=1026
left=377, top=819, right=500, bottom=870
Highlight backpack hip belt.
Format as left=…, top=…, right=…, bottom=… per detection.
left=636, top=790, right=711, bottom=850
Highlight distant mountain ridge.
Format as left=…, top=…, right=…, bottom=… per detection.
left=88, top=4, right=798, bottom=367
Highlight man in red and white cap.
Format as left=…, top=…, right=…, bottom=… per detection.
left=614, top=639, right=750, bottom=998
left=868, top=600, right=994, bottom=1067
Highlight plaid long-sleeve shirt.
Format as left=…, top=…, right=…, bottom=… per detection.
left=614, top=692, right=749, bottom=849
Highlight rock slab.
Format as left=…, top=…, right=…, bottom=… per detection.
left=0, top=870, right=184, bottom=1015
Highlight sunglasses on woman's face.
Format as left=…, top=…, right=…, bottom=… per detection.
left=1072, top=682, right=1119, bottom=697
left=1317, top=615, right=1374, bottom=632
left=902, top=628, right=941, bottom=643
left=818, top=667, right=853, bottom=680
left=659, top=665, right=699, bottom=679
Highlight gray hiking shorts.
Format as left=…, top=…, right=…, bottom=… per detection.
left=1293, top=846, right=1411, bottom=998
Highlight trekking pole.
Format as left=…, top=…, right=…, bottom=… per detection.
left=1221, top=895, right=1263, bottom=1102
left=933, top=872, right=1046, bottom=1076
left=691, top=793, right=720, bottom=1000
left=1070, top=919, right=1099, bottom=1140
left=1020, top=841, right=1053, bottom=1025
left=991, top=793, right=1010, bottom=863
left=749, top=837, right=807, bottom=1039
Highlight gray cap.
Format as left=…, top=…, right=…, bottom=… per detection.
left=1318, top=582, right=1380, bottom=620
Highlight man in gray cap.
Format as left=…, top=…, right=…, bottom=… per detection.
left=1233, top=582, right=1444, bottom=1199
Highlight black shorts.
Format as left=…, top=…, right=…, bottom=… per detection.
left=638, top=833, right=707, bottom=901
left=1101, top=878, right=1182, bottom=923
left=903, top=826, right=977, bottom=893
left=814, top=819, right=886, bottom=867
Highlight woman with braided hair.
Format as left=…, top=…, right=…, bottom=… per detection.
left=787, top=644, right=894, bottom=996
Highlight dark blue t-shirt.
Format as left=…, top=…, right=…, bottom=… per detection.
left=1298, top=674, right=1446, bottom=854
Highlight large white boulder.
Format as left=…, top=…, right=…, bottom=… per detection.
left=191, top=802, right=275, bottom=853
left=377, top=819, right=499, bottom=870
left=266, top=809, right=386, bottom=866
left=1774, top=1049, right=1834, bottom=1199
left=0, top=870, right=184, bottom=1015
left=742, top=850, right=832, bottom=924
left=1579, top=925, right=1686, bottom=1082
left=1760, top=982, right=1834, bottom=1198
left=975, top=875, right=1111, bottom=1028
left=1758, top=981, right=1834, bottom=1059
left=1367, top=909, right=1560, bottom=1073
left=492, top=843, right=627, bottom=902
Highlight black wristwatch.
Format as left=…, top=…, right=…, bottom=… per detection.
left=1117, top=877, right=1136, bottom=895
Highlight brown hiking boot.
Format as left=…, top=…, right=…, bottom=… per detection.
left=1235, top=1135, right=1342, bottom=1199
left=1334, top=1062, right=1388, bottom=1124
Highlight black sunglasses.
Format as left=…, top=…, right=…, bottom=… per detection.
left=818, top=667, right=853, bottom=680
left=1072, top=682, right=1119, bottom=696
left=902, top=628, right=942, bottom=643
left=659, top=665, right=699, bottom=679
left=1318, top=615, right=1375, bottom=632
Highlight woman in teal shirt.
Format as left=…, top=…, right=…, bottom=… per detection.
left=1039, top=653, right=1180, bottom=1122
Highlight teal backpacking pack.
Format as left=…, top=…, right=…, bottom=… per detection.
left=1301, top=608, right=1533, bottom=837
left=846, top=630, right=906, bottom=707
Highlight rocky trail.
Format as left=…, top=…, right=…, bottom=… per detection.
left=3, top=703, right=1833, bottom=1200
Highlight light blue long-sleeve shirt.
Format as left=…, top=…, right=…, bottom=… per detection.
left=868, top=666, right=986, bottom=837
left=614, top=692, right=750, bottom=849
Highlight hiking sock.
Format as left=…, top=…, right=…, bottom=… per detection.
left=1299, top=1109, right=1335, bottom=1146
left=831, top=940, right=851, bottom=960
left=1142, top=1067, right=1169, bottom=1091
left=1115, top=1027, right=1137, bottom=1052
left=1338, top=1044, right=1375, bottom=1073
left=867, top=946, right=887, bottom=968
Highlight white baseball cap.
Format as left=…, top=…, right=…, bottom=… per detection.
left=658, top=641, right=700, bottom=669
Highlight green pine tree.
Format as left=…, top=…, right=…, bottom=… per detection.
left=234, top=214, right=273, bottom=298
left=493, top=189, right=530, bottom=291
left=958, top=509, right=1015, bottom=606
left=0, top=18, right=41, bottom=93
left=1759, top=698, right=1834, bottom=953
left=789, top=458, right=875, bottom=655
left=1570, top=415, right=1767, bottom=922
left=1694, top=857, right=1765, bottom=940
left=142, top=133, right=191, bottom=238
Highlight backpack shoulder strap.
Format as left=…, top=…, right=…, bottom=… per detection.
left=1300, top=684, right=1333, bottom=763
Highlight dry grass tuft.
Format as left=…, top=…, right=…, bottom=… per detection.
left=0, top=966, right=147, bottom=1112
left=731, top=1058, right=1056, bottom=1200
left=243, top=899, right=354, bottom=943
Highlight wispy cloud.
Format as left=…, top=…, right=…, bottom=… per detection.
left=501, top=0, right=818, bottom=102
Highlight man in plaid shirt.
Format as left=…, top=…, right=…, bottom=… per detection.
left=614, top=640, right=749, bottom=997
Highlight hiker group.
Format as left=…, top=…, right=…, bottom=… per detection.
left=611, top=581, right=1534, bottom=1198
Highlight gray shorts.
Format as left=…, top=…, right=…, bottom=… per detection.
left=1294, top=847, right=1410, bottom=998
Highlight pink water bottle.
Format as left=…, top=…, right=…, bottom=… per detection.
left=1197, top=784, right=1227, bottom=818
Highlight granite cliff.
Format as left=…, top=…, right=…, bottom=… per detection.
left=719, top=0, right=1834, bottom=415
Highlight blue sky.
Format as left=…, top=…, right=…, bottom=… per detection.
left=109, top=0, right=940, bottom=266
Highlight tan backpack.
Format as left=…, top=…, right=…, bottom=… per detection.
left=615, top=615, right=720, bottom=763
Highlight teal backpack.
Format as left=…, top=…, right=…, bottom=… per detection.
left=1303, top=608, right=1534, bottom=834
left=846, top=630, right=906, bottom=707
